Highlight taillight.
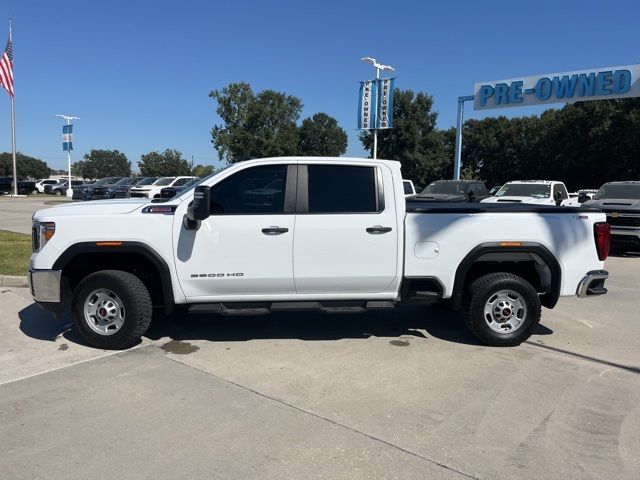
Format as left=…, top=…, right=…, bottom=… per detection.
left=593, top=222, right=610, bottom=261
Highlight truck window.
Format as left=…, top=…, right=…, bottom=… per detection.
left=307, top=165, right=377, bottom=213
left=553, top=184, right=568, bottom=200
left=210, top=165, right=287, bottom=214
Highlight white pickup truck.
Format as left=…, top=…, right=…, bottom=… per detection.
left=29, top=157, right=611, bottom=349
left=482, top=180, right=578, bottom=206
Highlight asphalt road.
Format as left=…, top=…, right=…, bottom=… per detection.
left=0, top=196, right=71, bottom=234
left=1, top=256, right=638, bottom=479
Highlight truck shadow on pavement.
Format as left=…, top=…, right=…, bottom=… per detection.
left=144, top=304, right=554, bottom=347
left=18, top=302, right=553, bottom=348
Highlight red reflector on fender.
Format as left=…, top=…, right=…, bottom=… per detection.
left=96, top=242, right=122, bottom=247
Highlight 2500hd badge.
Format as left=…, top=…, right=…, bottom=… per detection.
left=191, top=273, right=244, bottom=278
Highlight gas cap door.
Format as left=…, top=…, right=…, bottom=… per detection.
left=414, top=241, right=440, bottom=259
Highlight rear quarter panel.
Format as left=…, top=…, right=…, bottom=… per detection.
left=404, top=211, right=606, bottom=298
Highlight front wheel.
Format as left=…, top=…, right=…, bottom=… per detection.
left=72, top=270, right=153, bottom=349
left=464, top=272, right=541, bottom=346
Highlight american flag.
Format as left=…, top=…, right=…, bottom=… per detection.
left=0, top=38, right=13, bottom=97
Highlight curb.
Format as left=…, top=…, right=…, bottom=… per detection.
left=0, top=275, right=29, bottom=288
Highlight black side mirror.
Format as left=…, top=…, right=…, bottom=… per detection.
left=184, top=185, right=210, bottom=230
left=554, top=192, right=563, bottom=206
left=467, top=190, right=475, bottom=202
left=578, top=193, right=588, bottom=203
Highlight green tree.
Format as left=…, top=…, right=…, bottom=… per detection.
left=456, top=98, right=640, bottom=191
left=360, top=89, right=451, bottom=186
left=0, top=152, right=51, bottom=179
left=192, top=164, right=215, bottom=177
left=298, top=113, right=348, bottom=157
left=73, top=149, right=131, bottom=178
left=210, top=82, right=302, bottom=163
left=138, top=149, right=192, bottom=176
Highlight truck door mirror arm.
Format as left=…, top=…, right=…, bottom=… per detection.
left=184, top=185, right=211, bottom=230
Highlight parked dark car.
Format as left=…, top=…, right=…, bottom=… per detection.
left=46, top=180, right=86, bottom=196
left=72, top=177, right=124, bottom=201
left=583, top=181, right=640, bottom=253
left=414, top=180, right=488, bottom=202
left=106, top=177, right=156, bottom=199
left=0, top=177, right=37, bottom=195
left=159, top=177, right=201, bottom=199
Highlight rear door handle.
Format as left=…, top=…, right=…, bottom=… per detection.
left=366, top=226, right=392, bottom=234
left=261, top=226, right=289, bottom=235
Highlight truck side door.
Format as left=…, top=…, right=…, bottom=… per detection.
left=174, top=163, right=297, bottom=299
left=293, top=163, right=399, bottom=295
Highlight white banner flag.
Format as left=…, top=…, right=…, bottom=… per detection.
left=357, top=80, right=377, bottom=130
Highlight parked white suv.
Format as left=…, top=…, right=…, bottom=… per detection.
left=482, top=180, right=578, bottom=206
left=35, top=179, right=58, bottom=194
left=29, top=157, right=610, bottom=350
left=130, top=176, right=195, bottom=199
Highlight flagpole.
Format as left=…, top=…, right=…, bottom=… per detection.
left=9, top=19, right=17, bottom=196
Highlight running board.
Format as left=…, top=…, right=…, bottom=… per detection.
left=188, top=300, right=396, bottom=315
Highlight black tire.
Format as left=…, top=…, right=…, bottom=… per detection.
left=464, top=272, right=541, bottom=347
left=54, top=189, right=62, bottom=196
left=19, top=188, right=28, bottom=195
left=72, top=270, right=153, bottom=349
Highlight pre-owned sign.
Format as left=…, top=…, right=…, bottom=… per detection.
left=474, top=64, right=640, bottom=110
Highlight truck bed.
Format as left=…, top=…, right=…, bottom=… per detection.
left=406, top=199, right=602, bottom=214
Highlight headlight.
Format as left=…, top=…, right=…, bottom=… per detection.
left=32, top=222, right=55, bottom=252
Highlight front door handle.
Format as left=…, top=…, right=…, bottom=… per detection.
left=261, top=226, right=289, bottom=235
left=366, top=226, right=392, bottom=234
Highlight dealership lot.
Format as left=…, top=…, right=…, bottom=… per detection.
left=0, top=196, right=71, bottom=235
left=0, top=254, right=638, bottom=479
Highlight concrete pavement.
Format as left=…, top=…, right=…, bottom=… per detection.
left=0, top=196, right=71, bottom=234
left=0, top=256, right=638, bottom=479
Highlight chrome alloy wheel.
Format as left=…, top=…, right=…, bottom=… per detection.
left=483, top=289, right=527, bottom=333
left=84, top=289, right=126, bottom=336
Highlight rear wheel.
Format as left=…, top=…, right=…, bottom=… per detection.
left=72, top=270, right=153, bottom=349
left=464, top=273, right=541, bottom=346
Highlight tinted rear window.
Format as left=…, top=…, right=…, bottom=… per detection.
left=307, top=165, right=377, bottom=213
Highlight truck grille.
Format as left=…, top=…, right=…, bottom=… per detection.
left=605, top=214, right=640, bottom=227
left=32, top=225, right=39, bottom=252
left=130, top=191, right=148, bottom=198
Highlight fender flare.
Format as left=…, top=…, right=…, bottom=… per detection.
left=52, top=241, right=174, bottom=313
left=452, top=242, right=562, bottom=309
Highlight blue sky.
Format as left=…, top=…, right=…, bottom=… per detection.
left=1, top=0, right=639, bottom=171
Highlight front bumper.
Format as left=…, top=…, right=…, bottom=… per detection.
left=28, top=269, right=62, bottom=303
left=576, top=270, right=609, bottom=298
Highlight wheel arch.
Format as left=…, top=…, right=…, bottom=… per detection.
left=53, top=241, right=174, bottom=313
left=452, top=242, right=561, bottom=309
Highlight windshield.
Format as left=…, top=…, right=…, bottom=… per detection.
left=113, top=177, right=136, bottom=186
left=153, top=177, right=175, bottom=186
left=496, top=183, right=551, bottom=198
left=180, top=178, right=201, bottom=189
left=422, top=181, right=466, bottom=195
left=135, top=177, right=157, bottom=186
left=91, top=178, right=112, bottom=186
left=594, top=184, right=640, bottom=200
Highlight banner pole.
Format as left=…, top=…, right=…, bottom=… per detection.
left=67, top=118, right=71, bottom=192
left=373, top=66, right=380, bottom=159
left=453, top=95, right=474, bottom=180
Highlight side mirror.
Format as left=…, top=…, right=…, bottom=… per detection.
left=184, top=185, right=210, bottom=229
left=467, top=190, right=475, bottom=202
left=554, top=191, right=563, bottom=206
left=578, top=193, right=588, bottom=204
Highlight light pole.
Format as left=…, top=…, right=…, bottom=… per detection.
left=361, top=57, right=395, bottom=159
left=56, top=114, right=80, bottom=197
